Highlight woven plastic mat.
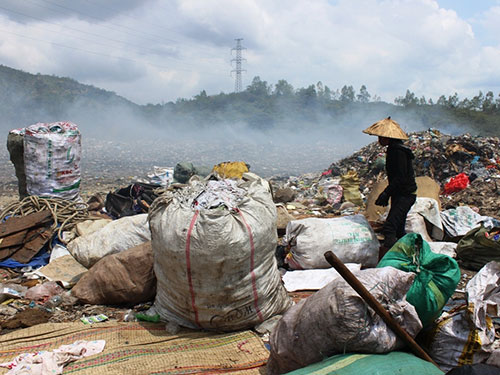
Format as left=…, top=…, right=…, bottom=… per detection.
left=0, top=321, right=268, bottom=374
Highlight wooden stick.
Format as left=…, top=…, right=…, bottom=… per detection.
left=324, top=250, right=440, bottom=368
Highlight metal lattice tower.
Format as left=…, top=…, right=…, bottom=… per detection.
left=231, top=38, right=246, bottom=93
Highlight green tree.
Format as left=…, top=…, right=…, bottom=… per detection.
left=273, top=79, right=294, bottom=97
left=246, top=76, right=271, bottom=97
left=340, top=85, right=355, bottom=102
left=482, top=91, right=495, bottom=112
left=395, top=90, right=418, bottom=106
left=470, top=91, right=484, bottom=111
left=296, top=84, right=317, bottom=104
left=447, top=92, right=459, bottom=108
left=436, top=95, right=447, bottom=106
left=356, top=85, right=371, bottom=103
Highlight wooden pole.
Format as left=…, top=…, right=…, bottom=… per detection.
left=324, top=250, right=440, bottom=368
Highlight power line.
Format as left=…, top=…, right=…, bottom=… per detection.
left=0, top=3, right=226, bottom=72
left=231, top=38, right=246, bottom=93
left=0, top=4, right=173, bottom=57
left=37, top=0, right=185, bottom=46
left=0, top=27, right=225, bottom=75
left=20, top=0, right=221, bottom=56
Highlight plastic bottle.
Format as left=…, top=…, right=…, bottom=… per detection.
left=44, top=295, right=63, bottom=309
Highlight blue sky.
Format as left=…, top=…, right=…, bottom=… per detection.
left=0, top=0, right=499, bottom=105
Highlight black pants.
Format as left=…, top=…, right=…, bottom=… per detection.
left=383, top=194, right=416, bottom=249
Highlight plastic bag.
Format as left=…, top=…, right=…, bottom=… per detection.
left=284, top=215, right=379, bottom=269
left=25, top=281, right=64, bottom=301
left=456, top=225, right=500, bottom=271
left=23, top=122, right=81, bottom=200
left=443, top=173, right=469, bottom=195
left=425, top=261, right=500, bottom=371
left=67, top=214, right=151, bottom=268
left=378, top=233, right=460, bottom=327
left=149, top=174, right=291, bottom=331
left=267, top=267, right=422, bottom=374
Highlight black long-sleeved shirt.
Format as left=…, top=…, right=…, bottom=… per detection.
left=383, top=139, right=417, bottom=196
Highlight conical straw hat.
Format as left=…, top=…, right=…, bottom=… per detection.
left=362, top=116, right=408, bottom=140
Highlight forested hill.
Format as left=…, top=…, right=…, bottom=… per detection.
left=1, top=64, right=500, bottom=138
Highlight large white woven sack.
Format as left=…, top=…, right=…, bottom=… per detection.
left=267, top=267, right=423, bottom=374
left=23, top=122, right=82, bottom=200
left=284, top=215, right=379, bottom=269
left=67, top=214, right=151, bottom=268
left=149, top=174, right=291, bottom=331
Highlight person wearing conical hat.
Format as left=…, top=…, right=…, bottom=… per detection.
left=363, top=117, right=417, bottom=256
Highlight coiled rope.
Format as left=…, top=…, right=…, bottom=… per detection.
left=0, top=196, right=100, bottom=243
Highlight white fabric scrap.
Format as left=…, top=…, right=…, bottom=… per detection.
left=282, top=264, right=361, bottom=292
left=0, top=340, right=105, bottom=375
left=193, top=180, right=246, bottom=210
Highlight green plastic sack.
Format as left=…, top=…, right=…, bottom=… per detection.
left=377, top=233, right=460, bottom=327
left=284, top=351, right=443, bottom=375
left=456, top=224, right=500, bottom=271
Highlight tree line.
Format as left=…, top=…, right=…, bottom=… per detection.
left=1, top=64, right=499, bottom=136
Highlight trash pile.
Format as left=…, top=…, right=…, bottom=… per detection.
left=1, top=122, right=500, bottom=374
left=325, top=129, right=500, bottom=217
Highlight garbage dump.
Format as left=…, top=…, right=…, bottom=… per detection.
left=2, top=126, right=500, bottom=374
left=329, top=129, right=494, bottom=187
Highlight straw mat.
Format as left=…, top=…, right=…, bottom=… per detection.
left=0, top=322, right=268, bottom=374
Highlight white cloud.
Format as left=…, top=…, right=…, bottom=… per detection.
left=0, top=0, right=499, bottom=104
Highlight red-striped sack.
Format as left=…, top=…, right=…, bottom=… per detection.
left=148, top=173, right=291, bottom=331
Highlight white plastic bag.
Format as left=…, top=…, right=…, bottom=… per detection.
left=67, top=214, right=151, bottom=268
left=408, top=197, right=444, bottom=240
left=267, top=267, right=422, bottom=374
left=284, top=215, right=379, bottom=269
left=440, top=206, right=499, bottom=238
left=426, top=261, right=500, bottom=371
left=23, top=122, right=81, bottom=200
left=149, top=174, right=291, bottom=331
left=281, top=264, right=361, bottom=292
left=405, top=212, right=433, bottom=243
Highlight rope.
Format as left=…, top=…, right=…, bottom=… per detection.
left=0, top=196, right=101, bottom=244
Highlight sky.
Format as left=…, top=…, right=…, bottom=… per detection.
left=0, top=0, right=500, bottom=105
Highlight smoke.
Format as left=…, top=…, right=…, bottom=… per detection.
left=1, top=94, right=476, bottom=182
